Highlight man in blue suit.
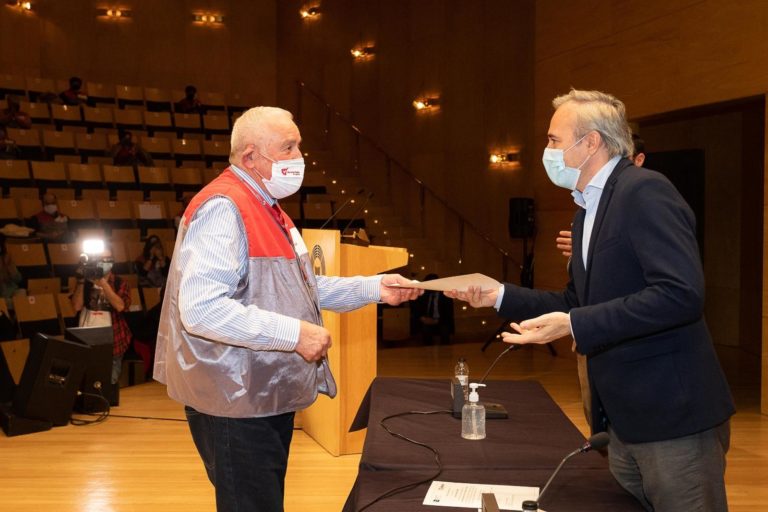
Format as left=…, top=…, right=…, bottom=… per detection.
left=449, top=89, right=734, bottom=511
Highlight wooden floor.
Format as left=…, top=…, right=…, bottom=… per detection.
left=1, top=341, right=766, bottom=511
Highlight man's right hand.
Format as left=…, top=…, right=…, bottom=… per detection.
left=296, top=321, right=332, bottom=362
left=445, top=286, right=498, bottom=309
left=556, top=230, right=573, bottom=258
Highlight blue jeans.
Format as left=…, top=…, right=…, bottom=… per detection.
left=608, top=420, right=730, bottom=511
left=185, top=406, right=295, bottom=512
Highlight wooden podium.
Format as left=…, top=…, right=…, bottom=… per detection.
left=299, top=229, right=408, bottom=456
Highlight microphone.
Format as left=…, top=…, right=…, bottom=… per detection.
left=451, top=345, right=520, bottom=419
left=522, top=432, right=610, bottom=510
left=341, top=191, right=375, bottom=236
left=319, top=188, right=364, bottom=229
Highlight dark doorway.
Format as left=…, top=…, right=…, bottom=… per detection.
left=643, top=149, right=706, bottom=259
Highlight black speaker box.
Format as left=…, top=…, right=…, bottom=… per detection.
left=65, top=326, right=118, bottom=411
left=508, top=197, right=535, bottom=238
left=13, top=333, right=88, bottom=426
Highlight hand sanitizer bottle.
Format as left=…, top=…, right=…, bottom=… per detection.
left=461, top=383, right=486, bottom=440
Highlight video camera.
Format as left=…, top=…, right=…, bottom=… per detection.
left=78, top=239, right=106, bottom=281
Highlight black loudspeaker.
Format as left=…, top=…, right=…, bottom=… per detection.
left=508, top=197, right=535, bottom=238
left=13, top=333, right=88, bottom=426
left=65, top=326, right=118, bottom=410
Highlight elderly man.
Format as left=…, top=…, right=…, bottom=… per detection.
left=28, top=193, right=70, bottom=241
left=449, top=89, right=734, bottom=511
left=154, top=106, right=420, bottom=512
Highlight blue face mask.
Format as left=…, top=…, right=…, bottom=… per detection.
left=542, top=134, right=591, bottom=190
left=98, top=262, right=113, bottom=275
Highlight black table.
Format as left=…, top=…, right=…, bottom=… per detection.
left=343, top=378, right=643, bottom=512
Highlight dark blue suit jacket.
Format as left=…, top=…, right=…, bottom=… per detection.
left=498, top=159, right=734, bottom=443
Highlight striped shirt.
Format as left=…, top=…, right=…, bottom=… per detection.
left=177, top=166, right=382, bottom=352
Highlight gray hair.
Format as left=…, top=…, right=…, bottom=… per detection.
left=229, top=106, right=294, bottom=161
left=552, top=89, right=633, bottom=159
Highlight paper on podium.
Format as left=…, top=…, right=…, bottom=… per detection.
left=423, top=480, right=539, bottom=510
left=391, top=273, right=501, bottom=293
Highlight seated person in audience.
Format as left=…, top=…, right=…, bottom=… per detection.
left=59, top=76, right=88, bottom=106
left=27, top=193, right=70, bottom=241
left=110, top=129, right=154, bottom=167
left=175, top=85, right=205, bottom=114
left=0, top=234, right=22, bottom=312
left=0, top=126, right=21, bottom=160
left=134, top=235, right=171, bottom=288
left=0, top=97, right=32, bottom=130
left=70, top=244, right=132, bottom=384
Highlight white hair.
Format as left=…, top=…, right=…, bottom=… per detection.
left=229, top=106, right=294, bottom=161
left=552, top=89, right=633, bottom=159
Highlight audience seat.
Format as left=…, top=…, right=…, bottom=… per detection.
left=80, top=188, right=110, bottom=201
left=116, top=84, right=144, bottom=109
left=0, top=160, right=32, bottom=189
left=56, top=292, right=78, bottom=330
left=86, top=82, right=117, bottom=106
left=114, top=109, right=144, bottom=130
left=83, top=106, right=115, bottom=130
left=144, top=87, right=173, bottom=112
left=25, top=77, right=55, bottom=103
left=111, top=228, right=141, bottom=242
left=74, top=132, right=109, bottom=157
left=0, top=74, right=26, bottom=99
left=68, top=163, right=103, bottom=191
left=5, top=128, right=43, bottom=159
left=144, top=111, right=174, bottom=135
left=138, top=166, right=171, bottom=191
left=50, top=104, right=82, bottom=130
left=13, top=293, right=60, bottom=338
left=30, top=161, right=68, bottom=188
left=103, top=165, right=138, bottom=191
left=47, top=242, right=81, bottom=277
left=174, top=113, right=202, bottom=135
left=20, top=101, right=51, bottom=125
left=0, top=198, right=20, bottom=224
left=6, top=242, right=50, bottom=280
left=26, top=277, right=62, bottom=295
left=116, top=190, right=144, bottom=202
left=95, top=200, right=134, bottom=229
left=62, top=198, right=98, bottom=230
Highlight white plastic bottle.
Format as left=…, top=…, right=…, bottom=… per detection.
left=454, top=357, right=469, bottom=401
left=461, top=383, right=486, bottom=440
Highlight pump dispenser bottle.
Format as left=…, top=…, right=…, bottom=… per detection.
left=461, top=383, right=486, bottom=440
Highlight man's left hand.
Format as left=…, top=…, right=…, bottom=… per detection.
left=500, top=312, right=571, bottom=345
left=379, top=274, right=423, bottom=305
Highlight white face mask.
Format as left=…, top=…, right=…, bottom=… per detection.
left=542, top=134, right=591, bottom=190
left=257, top=154, right=305, bottom=199
left=44, top=204, right=58, bottom=215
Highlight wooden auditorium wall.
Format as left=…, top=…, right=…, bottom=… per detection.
left=276, top=0, right=535, bottom=281
left=0, top=0, right=277, bottom=104
left=533, top=0, right=768, bottom=411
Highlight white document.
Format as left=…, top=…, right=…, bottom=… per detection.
left=390, top=273, right=501, bottom=292
left=423, top=480, right=539, bottom=510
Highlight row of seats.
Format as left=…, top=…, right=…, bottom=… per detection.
left=0, top=75, right=250, bottom=111
left=1, top=197, right=182, bottom=227
left=6, top=285, right=161, bottom=341
left=1, top=160, right=223, bottom=189
left=4, top=127, right=231, bottom=160
left=4, top=99, right=237, bottom=133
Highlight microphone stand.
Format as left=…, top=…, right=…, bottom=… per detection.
left=340, top=192, right=374, bottom=243
left=523, top=432, right=610, bottom=510
left=319, top=188, right=364, bottom=229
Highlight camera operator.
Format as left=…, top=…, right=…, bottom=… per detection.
left=70, top=244, right=132, bottom=385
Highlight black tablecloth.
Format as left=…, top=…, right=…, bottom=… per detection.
left=343, top=378, right=643, bottom=512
